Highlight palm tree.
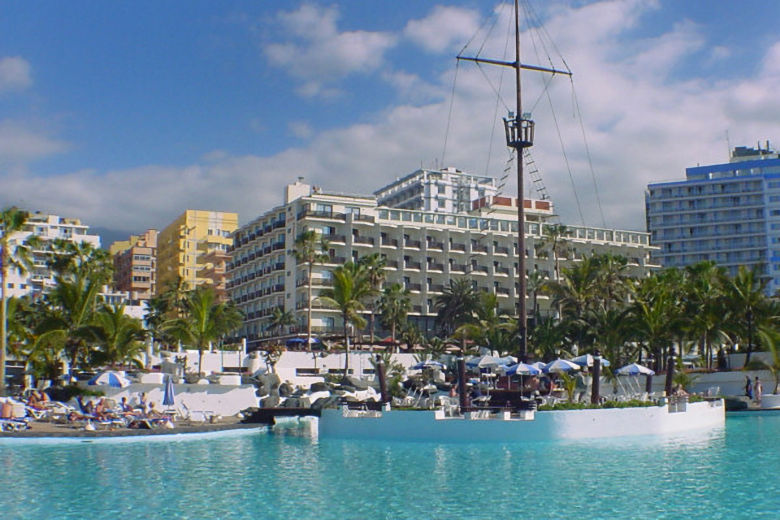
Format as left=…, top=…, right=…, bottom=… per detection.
left=526, top=270, right=546, bottom=322
left=400, top=323, right=424, bottom=352
left=166, top=286, right=243, bottom=376
left=684, top=261, right=728, bottom=370
left=35, top=273, right=104, bottom=378
left=1, top=206, right=34, bottom=395
left=593, top=254, right=629, bottom=311
left=268, top=307, right=296, bottom=339
left=529, top=314, right=566, bottom=361
left=357, top=253, right=386, bottom=344
left=627, top=278, right=677, bottom=372
left=434, top=278, right=478, bottom=337
left=723, top=266, right=769, bottom=367
left=90, top=304, right=147, bottom=368
left=538, top=223, right=570, bottom=284
left=145, top=293, right=173, bottom=354
left=378, top=282, right=411, bottom=345
left=47, top=239, right=113, bottom=285
left=318, top=261, right=371, bottom=375
left=293, top=230, right=330, bottom=351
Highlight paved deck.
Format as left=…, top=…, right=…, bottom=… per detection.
left=1, top=417, right=263, bottom=439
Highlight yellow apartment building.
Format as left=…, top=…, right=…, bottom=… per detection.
left=156, top=210, right=238, bottom=296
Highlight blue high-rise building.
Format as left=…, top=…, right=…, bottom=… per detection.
left=646, top=143, right=780, bottom=295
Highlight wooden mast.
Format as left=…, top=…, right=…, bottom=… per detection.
left=513, top=0, right=527, bottom=361
left=457, top=0, right=571, bottom=362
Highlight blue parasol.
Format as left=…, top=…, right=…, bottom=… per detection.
left=87, top=370, right=130, bottom=388
left=411, top=360, right=445, bottom=370
left=162, top=375, right=176, bottom=407
left=616, top=363, right=655, bottom=376
left=504, top=362, right=541, bottom=376
left=544, top=359, right=581, bottom=374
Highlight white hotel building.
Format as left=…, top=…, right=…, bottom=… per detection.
left=227, top=172, right=658, bottom=351
left=2, top=212, right=101, bottom=298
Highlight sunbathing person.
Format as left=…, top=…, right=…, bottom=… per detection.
left=147, top=402, right=163, bottom=417
left=94, top=398, right=110, bottom=420
left=120, top=397, right=133, bottom=413
left=26, top=391, right=44, bottom=410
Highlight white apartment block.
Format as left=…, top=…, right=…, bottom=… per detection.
left=374, top=167, right=498, bottom=213
left=646, top=144, right=780, bottom=294
left=3, top=212, right=101, bottom=298
left=228, top=180, right=658, bottom=350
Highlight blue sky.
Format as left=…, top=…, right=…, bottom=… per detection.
left=1, top=0, right=779, bottom=237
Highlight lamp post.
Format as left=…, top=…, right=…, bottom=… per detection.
left=745, top=308, right=754, bottom=368
left=591, top=349, right=601, bottom=404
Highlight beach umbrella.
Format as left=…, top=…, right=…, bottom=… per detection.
left=571, top=354, right=611, bottom=368
left=544, top=359, right=581, bottom=374
left=162, top=375, right=176, bottom=407
left=286, top=337, right=320, bottom=347
left=616, top=363, right=655, bottom=376
left=466, top=355, right=500, bottom=370
left=87, top=370, right=130, bottom=388
left=530, top=361, right=547, bottom=372
left=504, top=362, right=541, bottom=376
left=411, top=360, right=445, bottom=370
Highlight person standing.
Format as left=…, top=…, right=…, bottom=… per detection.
left=754, top=377, right=763, bottom=406
left=745, top=376, right=753, bottom=400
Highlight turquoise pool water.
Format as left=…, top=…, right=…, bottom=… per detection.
left=1, top=413, right=777, bottom=520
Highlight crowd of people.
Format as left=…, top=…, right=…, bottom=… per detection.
left=66, top=392, right=172, bottom=428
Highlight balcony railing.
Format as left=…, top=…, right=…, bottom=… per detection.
left=322, top=234, right=346, bottom=243
left=353, top=235, right=375, bottom=245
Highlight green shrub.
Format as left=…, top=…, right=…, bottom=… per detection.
left=538, top=399, right=656, bottom=411
left=47, top=385, right=105, bottom=402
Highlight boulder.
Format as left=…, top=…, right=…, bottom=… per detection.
left=282, top=397, right=303, bottom=408
left=310, top=382, right=331, bottom=393
left=311, top=395, right=340, bottom=411
left=278, top=382, right=294, bottom=397
left=261, top=395, right=280, bottom=408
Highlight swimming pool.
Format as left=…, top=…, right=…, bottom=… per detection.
left=1, top=412, right=777, bottom=519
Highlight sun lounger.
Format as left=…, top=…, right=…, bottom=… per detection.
left=0, top=417, right=31, bottom=432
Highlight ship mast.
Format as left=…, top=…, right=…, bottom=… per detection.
left=457, top=0, right=571, bottom=361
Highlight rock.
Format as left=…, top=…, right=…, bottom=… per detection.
left=341, top=376, right=373, bottom=390
left=311, top=396, right=340, bottom=410
left=310, top=382, right=331, bottom=393
left=279, top=382, right=294, bottom=397
left=261, top=395, right=280, bottom=408
left=282, top=397, right=302, bottom=408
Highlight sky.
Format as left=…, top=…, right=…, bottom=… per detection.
left=1, top=0, right=779, bottom=241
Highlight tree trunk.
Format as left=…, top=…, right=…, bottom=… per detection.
left=306, top=264, right=313, bottom=353
left=343, top=318, right=350, bottom=375
left=0, top=253, right=7, bottom=397
left=198, top=347, right=204, bottom=377
left=369, top=311, right=375, bottom=345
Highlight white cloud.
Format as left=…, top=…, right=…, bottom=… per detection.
left=0, top=120, right=67, bottom=163
left=403, top=6, right=481, bottom=53
left=0, top=56, right=32, bottom=92
left=263, top=4, right=396, bottom=98
left=2, top=0, right=779, bottom=236
left=288, top=120, right=313, bottom=139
